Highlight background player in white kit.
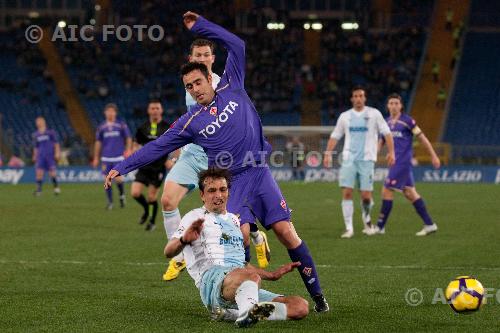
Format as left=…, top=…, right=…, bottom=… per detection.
left=161, top=39, right=270, bottom=281
left=165, top=167, right=308, bottom=327
left=323, top=86, right=395, bottom=238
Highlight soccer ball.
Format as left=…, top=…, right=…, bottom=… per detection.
left=445, top=276, right=485, bottom=313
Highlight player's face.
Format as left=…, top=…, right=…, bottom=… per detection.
left=387, top=98, right=403, bottom=117
left=183, top=70, right=214, bottom=106
left=189, top=46, right=215, bottom=72
left=104, top=107, right=117, bottom=122
left=147, top=103, right=163, bottom=121
left=200, top=177, right=229, bottom=214
left=35, top=117, right=46, bottom=129
left=351, top=90, right=366, bottom=110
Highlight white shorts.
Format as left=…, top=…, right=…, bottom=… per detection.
left=165, top=144, right=208, bottom=192
left=339, top=160, right=375, bottom=191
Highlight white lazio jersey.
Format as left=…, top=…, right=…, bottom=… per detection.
left=183, top=73, right=221, bottom=155
left=173, top=207, right=245, bottom=288
left=331, top=106, right=391, bottom=162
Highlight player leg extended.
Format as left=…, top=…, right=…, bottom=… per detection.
left=403, top=186, right=438, bottom=236
left=161, top=180, right=189, bottom=281
left=203, top=266, right=308, bottom=327
left=235, top=168, right=329, bottom=313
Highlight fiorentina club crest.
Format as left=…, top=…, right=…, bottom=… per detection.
left=302, top=267, right=312, bottom=277
left=280, top=199, right=287, bottom=210
left=209, top=106, right=218, bottom=116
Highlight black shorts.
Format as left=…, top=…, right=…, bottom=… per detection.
left=134, top=167, right=166, bottom=188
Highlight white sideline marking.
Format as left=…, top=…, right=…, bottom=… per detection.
left=1, top=259, right=499, bottom=271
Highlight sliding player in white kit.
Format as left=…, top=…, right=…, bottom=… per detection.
left=165, top=167, right=308, bottom=327
left=324, top=86, right=395, bottom=238
left=161, top=39, right=270, bottom=281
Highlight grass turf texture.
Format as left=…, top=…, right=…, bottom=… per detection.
left=0, top=183, right=498, bottom=332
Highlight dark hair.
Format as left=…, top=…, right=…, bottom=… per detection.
left=180, top=62, right=209, bottom=79
left=190, top=38, right=215, bottom=55
left=198, top=167, right=232, bottom=192
left=351, top=85, right=366, bottom=95
left=148, top=99, right=162, bottom=105
left=386, top=93, right=405, bottom=112
left=104, top=103, right=118, bottom=112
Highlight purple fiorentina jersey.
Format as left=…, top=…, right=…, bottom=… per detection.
left=32, top=129, right=58, bottom=158
left=114, top=16, right=271, bottom=177
left=96, top=121, right=131, bottom=162
left=387, top=114, right=417, bottom=165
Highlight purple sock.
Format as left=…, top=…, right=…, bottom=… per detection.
left=287, top=241, right=322, bottom=297
left=36, top=180, right=42, bottom=192
left=377, top=200, right=393, bottom=229
left=105, top=188, right=113, bottom=204
left=245, top=245, right=251, bottom=263
left=117, top=182, right=124, bottom=196
left=413, top=198, right=433, bottom=225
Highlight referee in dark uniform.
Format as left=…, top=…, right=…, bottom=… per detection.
left=131, top=100, right=173, bottom=231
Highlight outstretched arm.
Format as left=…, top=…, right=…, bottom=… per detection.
left=245, top=262, right=300, bottom=281
left=104, top=115, right=193, bottom=188
left=184, top=11, right=245, bottom=89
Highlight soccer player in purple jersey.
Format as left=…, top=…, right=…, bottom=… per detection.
left=105, top=12, right=329, bottom=312
left=32, top=116, right=60, bottom=196
left=375, top=94, right=441, bottom=236
left=93, top=103, right=132, bottom=210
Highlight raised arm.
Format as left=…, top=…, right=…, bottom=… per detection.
left=184, top=11, right=245, bottom=89
left=104, top=115, right=193, bottom=188
left=165, top=217, right=204, bottom=258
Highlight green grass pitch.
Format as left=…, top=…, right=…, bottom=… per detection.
left=1, top=182, right=499, bottom=332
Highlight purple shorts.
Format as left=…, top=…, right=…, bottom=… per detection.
left=101, top=161, right=120, bottom=175
left=36, top=156, right=56, bottom=172
left=384, top=163, right=415, bottom=191
left=227, top=166, right=291, bottom=230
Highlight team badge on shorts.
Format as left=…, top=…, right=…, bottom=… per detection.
left=280, top=199, right=287, bottom=210
left=302, top=267, right=312, bottom=276
left=209, top=106, right=217, bottom=116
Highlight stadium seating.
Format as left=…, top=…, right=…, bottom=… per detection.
left=469, top=0, right=500, bottom=27
left=0, top=31, right=88, bottom=163
left=444, top=32, right=500, bottom=147
left=319, top=27, right=427, bottom=125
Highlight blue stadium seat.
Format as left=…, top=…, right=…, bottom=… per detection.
left=444, top=32, right=500, bottom=146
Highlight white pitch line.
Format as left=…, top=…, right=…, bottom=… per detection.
left=1, top=259, right=500, bottom=271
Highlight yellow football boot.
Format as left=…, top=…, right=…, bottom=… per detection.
left=162, top=259, right=186, bottom=281
left=254, top=231, right=271, bottom=268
